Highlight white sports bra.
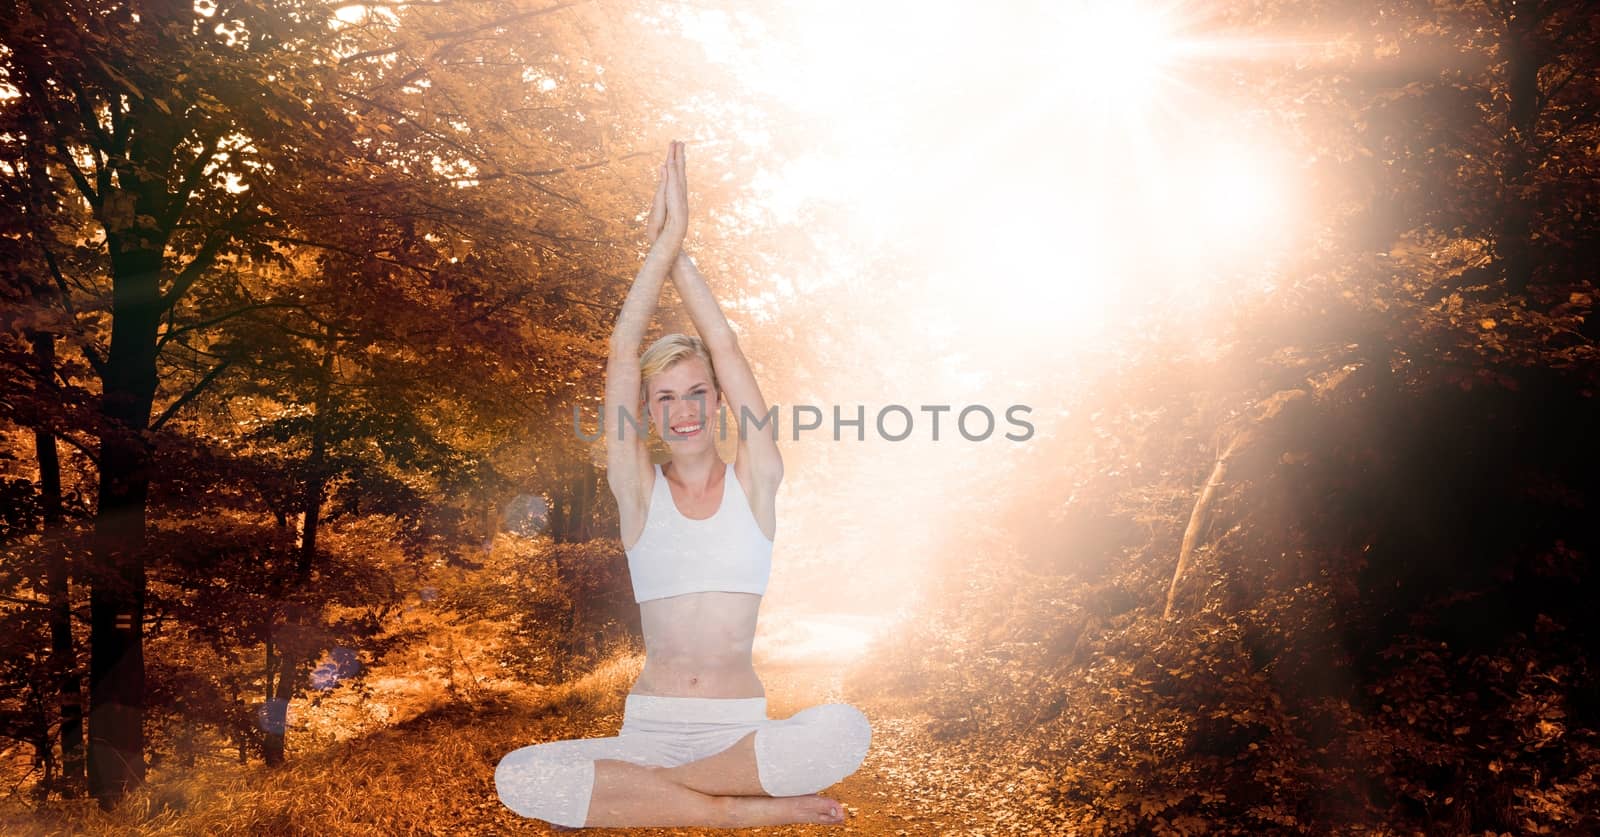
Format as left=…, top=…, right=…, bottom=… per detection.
left=625, top=461, right=774, bottom=604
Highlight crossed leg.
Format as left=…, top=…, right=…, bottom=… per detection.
left=656, top=730, right=765, bottom=796
left=646, top=703, right=875, bottom=826
left=589, top=748, right=845, bottom=828
left=656, top=732, right=846, bottom=825
left=585, top=757, right=748, bottom=828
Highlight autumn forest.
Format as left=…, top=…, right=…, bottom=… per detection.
left=2, top=0, right=1599, bottom=834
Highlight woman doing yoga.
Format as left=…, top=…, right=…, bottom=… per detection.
left=494, top=141, right=872, bottom=829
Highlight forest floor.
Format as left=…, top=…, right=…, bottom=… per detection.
left=1, top=650, right=1049, bottom=836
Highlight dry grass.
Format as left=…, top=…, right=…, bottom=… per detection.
left=1, top=654, right=646, bottom=837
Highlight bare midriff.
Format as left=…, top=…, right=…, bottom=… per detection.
left=629, top=591, right=765, bottom=698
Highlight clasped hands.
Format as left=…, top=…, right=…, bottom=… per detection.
left=643, top=140, right=689, bottom=260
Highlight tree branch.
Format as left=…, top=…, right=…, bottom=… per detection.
left=1535, top=65, right=1579, bottom=113
left=54, top=430, right=101, bottom=466
left=161, top=207, right=264, bottom=311
left=51, top=141, right=100, bottom=209
left=503, top=150, right=653, bottom=179
left=333, top=87, right=598, bottom=219
left=165, top=335, right=298, bottom=377
left=8, top=38, right=103, bottom=209
left=65, top=76, right=113, bottom=151
left=161, top=131, right=225, bottom=231
left=38, top=244, right=108, bottom=378
left=249, top=232, right=439, bottom=277
left=337, top=0, right=592, bottom=64
left=0, top=594, right=50, bottom=611
left=159, top=229, right=232, bottom=310
left=150, top=356, right=237, bottom=432
left=155, top=302, right=306, bottom=351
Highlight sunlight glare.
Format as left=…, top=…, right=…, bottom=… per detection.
left=1043, top=0, right=1186, bottom=113
left=333, top=4, right=367, bottom=26
left=668, top=1, right=1313, bottom=611
left=1196, top=142, right=1289, bottom=246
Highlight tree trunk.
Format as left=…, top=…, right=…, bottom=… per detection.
left=549, top=460, right=601, bottom=543
left=87, top=246, right=162, bottom=809
left=550, top=493, right=569, bottom=545
left=577, top=461, right=598, bottom=541
left=297, top=350, right=333, bottom=579
left=483, top=498, right=500, bottom=550
left=1497, top=11, right=1540, bottom=297
left=1165, top=454, right=1232, bottom=620
left=261, top=626, right=303, bottom=767
left=31, top=331, right=85, bottom=797
left=266, top=345, right=334, bottom=766
left=261, top=637, right=282, bottom=766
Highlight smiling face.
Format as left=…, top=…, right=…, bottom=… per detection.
left=646, top=356, right=721, bottom=449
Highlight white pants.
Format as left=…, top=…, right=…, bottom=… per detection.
left=494, top=694, right=872, bottom=828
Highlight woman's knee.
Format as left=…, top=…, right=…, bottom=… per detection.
left=494, top=744, right=597, bottom=828
left=812, top=703, right=871, bottom=763
left=754, top=703, right=872, bottom=796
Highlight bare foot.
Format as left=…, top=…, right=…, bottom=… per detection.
left=721, top=794, right=846, bottom=827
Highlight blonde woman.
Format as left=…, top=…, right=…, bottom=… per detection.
left=494, top=141, right=872, bottom=828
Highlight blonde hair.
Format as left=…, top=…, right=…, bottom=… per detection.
left=639, top=333, right=720, bottom=406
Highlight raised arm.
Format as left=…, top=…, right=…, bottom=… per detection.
left=604, top=147, right=684, bottom=509
left=663, top=144, right=784, bottom=490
